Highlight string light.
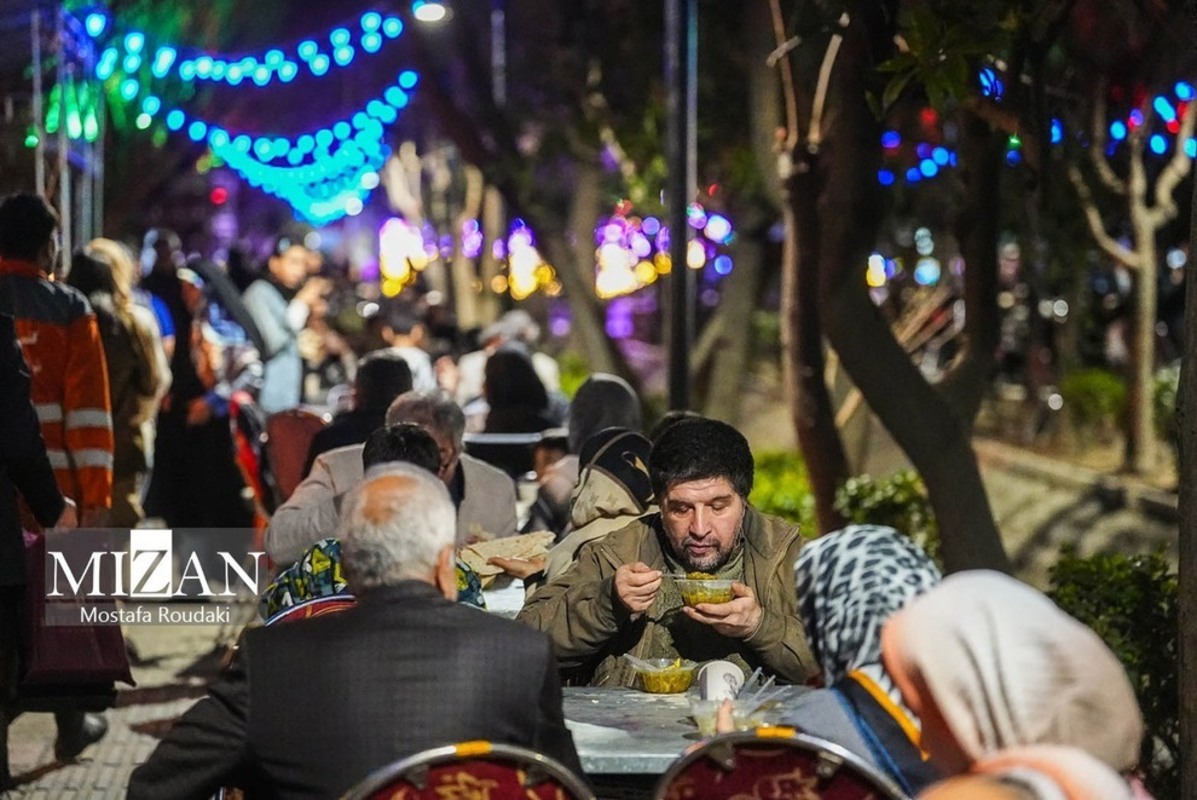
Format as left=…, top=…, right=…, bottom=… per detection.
left=85, top=11, right=405, bottom=89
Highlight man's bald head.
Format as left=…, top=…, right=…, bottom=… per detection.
left=338, top=463, right=455, bottom=591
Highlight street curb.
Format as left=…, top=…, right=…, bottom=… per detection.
left=973, top=438, right=1179, bottom=524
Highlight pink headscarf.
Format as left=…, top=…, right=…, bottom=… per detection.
left=880, top=570, right=1143, bottom=773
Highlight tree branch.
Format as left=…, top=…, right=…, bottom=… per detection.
left=1150, top=98, right=1197, bottom=227
left=768, top=0, right=801, bottom=151
left=1068, top=163, right=1142, bottom=269
left=961, top=96, right=1041, bottom=171
left=1089, top=88, right=1128, bottom=196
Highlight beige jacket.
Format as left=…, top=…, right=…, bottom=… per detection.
left=517, top=507, right=815, bottom=687
left=265, top=445, right=518, bottom=566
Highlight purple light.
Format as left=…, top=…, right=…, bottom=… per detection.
left=642, top=216, right=661, bottom=235
left=602, top=222, right=624, bottom=244
left=916, top=143, right=932, bottom=159
left=605, top=298, right=634, bottom=339
left=686, top=203, right=707, bottom=229
left=713, top=255, right=733, bottom=275
left=655, top=227, right=670, bottom=253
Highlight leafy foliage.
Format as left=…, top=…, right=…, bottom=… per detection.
left=833, top=471, right=940, bottom=564
left=1048, top=548, right=1178, bottom=798
left=749, top=451, right=817, bottom=536
left=1059, top=368, right=1127, bottom=431
left=1154, top=361, right=1180, bottom=442
left=556, top=351, right=592, bottom=400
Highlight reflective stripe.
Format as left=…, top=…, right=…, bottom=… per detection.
left=70, top=449, right=114, bottom=469
left=34, top=403, right=63, bottom=423
left=45, top=449, right=69, bottom=469
left=65, top=409, right=113, bottom=429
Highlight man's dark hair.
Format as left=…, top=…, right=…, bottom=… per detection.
left=362, top=423, right=441, bottom=473
left=354, top=349, right=414, bottom=414
left=648, top=409, right=701, bottom=443
left=649, top=417, right=753, bottom=499
left=0, top=193, right=58, bottom=261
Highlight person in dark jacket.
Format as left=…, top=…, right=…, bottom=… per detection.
left=0, top=314, right=106, bottom=788
left=482, top=347, right=558, bottom=434
left=302, top=349, right=413, bottom=475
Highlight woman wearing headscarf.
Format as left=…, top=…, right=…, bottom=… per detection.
left=68, top=241, right=170, bottom=527
left=880, top=570, right=1146, bottom=799
left=532, top=374, right=642, bottom=534
left=773, top=525, right=943, bottom=795
left=490, top=428, right=655, bottom=595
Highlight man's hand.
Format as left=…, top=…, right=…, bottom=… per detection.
left=54, top=498, right=78, bottom=530
left=614, top=562, right=662, bottom=614
left=79, top=504, right=106, bottom=529
left=186, top=397, right=212, bottom=427
left=487, top=555, right=546, bottom=580
left=682, top=581, right=763, bottom=639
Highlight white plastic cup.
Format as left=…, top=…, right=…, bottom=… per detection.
left=697, top=660, right=743, bottom=702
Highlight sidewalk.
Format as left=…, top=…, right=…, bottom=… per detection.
left=5, top=607, right=249, bottom=799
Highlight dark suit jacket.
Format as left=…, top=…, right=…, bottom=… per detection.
left=127, top=581, right=584, bottom=800
left=0, top=314, right=64, bottom=587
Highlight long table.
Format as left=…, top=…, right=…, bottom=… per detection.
left=562, top=685, right=807, bottom=776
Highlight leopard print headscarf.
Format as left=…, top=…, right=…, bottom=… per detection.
left=794, top=524, right=940, bottom=686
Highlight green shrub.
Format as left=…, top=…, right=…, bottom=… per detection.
left=1048, top=547, right=1178, bottom=799
left=833, top=471, right=940, bottom=564
left=749, top=450, right=816, bottom=535
left=1154, top=361, right=1180, bottom=442
left=556, top=351, right=592, bottom=400
left=1059, top=368, right=1127, bottom=431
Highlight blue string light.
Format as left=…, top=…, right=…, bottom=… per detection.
left=86, top=12, right=405, bottom=89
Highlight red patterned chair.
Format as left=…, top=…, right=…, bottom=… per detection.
left=341, top=741, right=595, bottom=800
left=264, top=408, right=328, bottom=504
left=652, top=727, right=911, bottom=800
left=265, top=594, right=358, bottom=626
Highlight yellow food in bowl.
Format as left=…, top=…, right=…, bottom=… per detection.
left=675, top=578, right=735, bottom=605
left=640, top=667, right=695, bottom=694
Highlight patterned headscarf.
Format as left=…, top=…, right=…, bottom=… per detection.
left=794, top=525, right=941, bottom=685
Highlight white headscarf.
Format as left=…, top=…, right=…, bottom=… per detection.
left=881, top=570, right=1143, bottom=773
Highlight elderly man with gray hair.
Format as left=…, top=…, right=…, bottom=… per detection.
left=129, top=464, right=582, bottom=799
left=267, top=390, right=517, bottom=567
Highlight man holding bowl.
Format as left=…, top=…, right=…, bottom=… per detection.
left=518, top=417, right=815, bottom=688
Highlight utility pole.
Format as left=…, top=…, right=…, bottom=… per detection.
left=665, top=0, right=697, bottom=410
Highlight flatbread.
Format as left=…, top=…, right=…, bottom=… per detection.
left=459, top=531, right=556, bottom=577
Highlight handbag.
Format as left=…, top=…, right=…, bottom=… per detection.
left=18, top=530, right=134, bottom=687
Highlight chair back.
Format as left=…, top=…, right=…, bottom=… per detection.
left=462, top=431, right=542, bottom=479
left=342, top=741, right=594, bottom=800
left=653, top=728, right=911, bottom=800
left=265, top=408, right=328, bottom=503
left=265, top=594, right=357, bottom=626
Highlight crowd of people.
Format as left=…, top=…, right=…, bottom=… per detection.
left=0, top=189, right=1154, bottom=800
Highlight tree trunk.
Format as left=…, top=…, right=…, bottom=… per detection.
left=813, top=3, right=1009, bottom=573
left=1178, top=141, right=1197, bottom=800
left=783, top=162, right=850, bottom=533
left=1126, top=213, right=1158, bottom=474
left=939, top=111, right=1003, bottom=426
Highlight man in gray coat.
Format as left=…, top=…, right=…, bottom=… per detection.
left=267, top=390, right=517, bottom=566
